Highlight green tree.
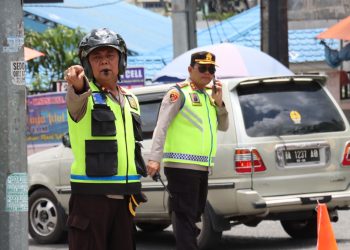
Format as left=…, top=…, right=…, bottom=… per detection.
left=25, top=25, right=85, bottom=91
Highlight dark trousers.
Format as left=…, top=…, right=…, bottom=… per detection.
left=164, top=167, right=209, bottom=250
left=67, top=194, right=135, bottom=250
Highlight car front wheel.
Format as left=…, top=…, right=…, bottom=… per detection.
left=29, top=188, right=67, bottom=244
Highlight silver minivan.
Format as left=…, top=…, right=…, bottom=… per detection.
left=28, top=75, right=350, bottom=249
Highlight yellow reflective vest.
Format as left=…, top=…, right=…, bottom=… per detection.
left=163, top=83, right=218, bottom=167
left=67, top=82, right=141, bottom=195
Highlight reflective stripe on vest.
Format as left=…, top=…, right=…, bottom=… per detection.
left=163, top=152, right=215, bottom=163
left=71, top=174, right=141, bottom=181
left=180, top=106, right=203, bottom=132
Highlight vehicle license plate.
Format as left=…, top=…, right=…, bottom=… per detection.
left=284, top=148, right=320, bottom=164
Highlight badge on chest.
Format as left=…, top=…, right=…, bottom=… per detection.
left=189, top=92, right=201, bottom=106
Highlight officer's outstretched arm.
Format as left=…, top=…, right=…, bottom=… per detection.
left=64, top=65, right=86, bottom=93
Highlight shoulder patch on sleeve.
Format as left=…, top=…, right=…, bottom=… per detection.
left=126, top=95, right=138, bottom=110
left=169, top=89, right=180, bottom=103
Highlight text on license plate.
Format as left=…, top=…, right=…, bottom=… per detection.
left=284, top=148, right=320, bottom=163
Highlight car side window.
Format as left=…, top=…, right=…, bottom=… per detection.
left=137, top=92, right=165, bottom=139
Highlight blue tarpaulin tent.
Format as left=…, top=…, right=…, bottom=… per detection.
left=23, top=0, right=172, bottom=55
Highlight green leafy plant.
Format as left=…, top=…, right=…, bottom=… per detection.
left=25, top=25, right=85, bottom=91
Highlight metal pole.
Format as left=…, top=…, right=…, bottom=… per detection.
left=268, top=0, right=289, bottom=67
left=0, top=0, right=28, bottom=249
left=187, top=0, right=197, bottom=50
left=261, top=0, right=289, bottom=67
left=172, top=0, right=197, bottom=58
left=260, top=0, right=269, bottom=53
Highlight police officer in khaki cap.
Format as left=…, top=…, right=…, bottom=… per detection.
left=147, top=51, right=228, bottom=250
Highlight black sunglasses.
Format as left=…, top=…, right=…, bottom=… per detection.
left=197, top=64, right=216, bottom=74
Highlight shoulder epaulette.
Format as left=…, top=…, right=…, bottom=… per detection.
left=119, top=86, right=127, bottom=94
left=176, top=82, right=189, bottom=88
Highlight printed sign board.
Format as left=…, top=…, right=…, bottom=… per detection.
left=11, top=61, right=26, bottom=85
left=6, top=173, right=28, bottom=212
left=119, top=67, right=145, bottom=88
left=27, top=92, right=67, bottom=146
left=54, top=80, right=68, bottom=92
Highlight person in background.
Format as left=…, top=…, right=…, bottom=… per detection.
left=147, top=51, right=229, bottom=250
left=65, top=28, right=146, bottom=250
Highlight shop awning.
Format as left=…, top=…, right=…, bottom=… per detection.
left=24, top=47, right=45, bottom=61
left=316, top=16, right=350, bottom=40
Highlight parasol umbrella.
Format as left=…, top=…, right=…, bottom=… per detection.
left=316, top=16, right=350, bottom=68
left=24, top=47, right=45, bottom=61
left=316, top=16, right=350, bottom=40
left=152, top=43, right=293, bottom=82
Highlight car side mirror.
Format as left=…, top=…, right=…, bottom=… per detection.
left=62, top=133, right=71, bottom=148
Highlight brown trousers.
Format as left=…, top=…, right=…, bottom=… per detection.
left=67, top=194, right=135, bottom=250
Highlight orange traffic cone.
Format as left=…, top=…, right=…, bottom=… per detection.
left=317, top=203, right=338, bottom=250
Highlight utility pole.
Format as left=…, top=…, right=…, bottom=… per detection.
left=0, top=0, right=28, bottom=249
left=261, top=0, right=289, bottom=67
left=171, top=0, right=197, bottom=58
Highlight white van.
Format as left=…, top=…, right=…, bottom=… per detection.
left=28, top=75, right=350, bottom=249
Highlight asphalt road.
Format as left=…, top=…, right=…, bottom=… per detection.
left=29, top=210, right=350, bottom=250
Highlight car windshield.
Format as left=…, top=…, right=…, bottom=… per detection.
left=236, top=80, right=346, bottom=137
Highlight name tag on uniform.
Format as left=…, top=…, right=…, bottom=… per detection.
left=190, top=92, right=201, bottom=106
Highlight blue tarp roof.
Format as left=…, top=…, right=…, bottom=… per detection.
left=148, top=5, right=340, bottom=65
left=23, top=3, right=340, bottom=82
left=23, top=0, right=172, bottom=55
left=127, top=55, right=166, bottom=80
